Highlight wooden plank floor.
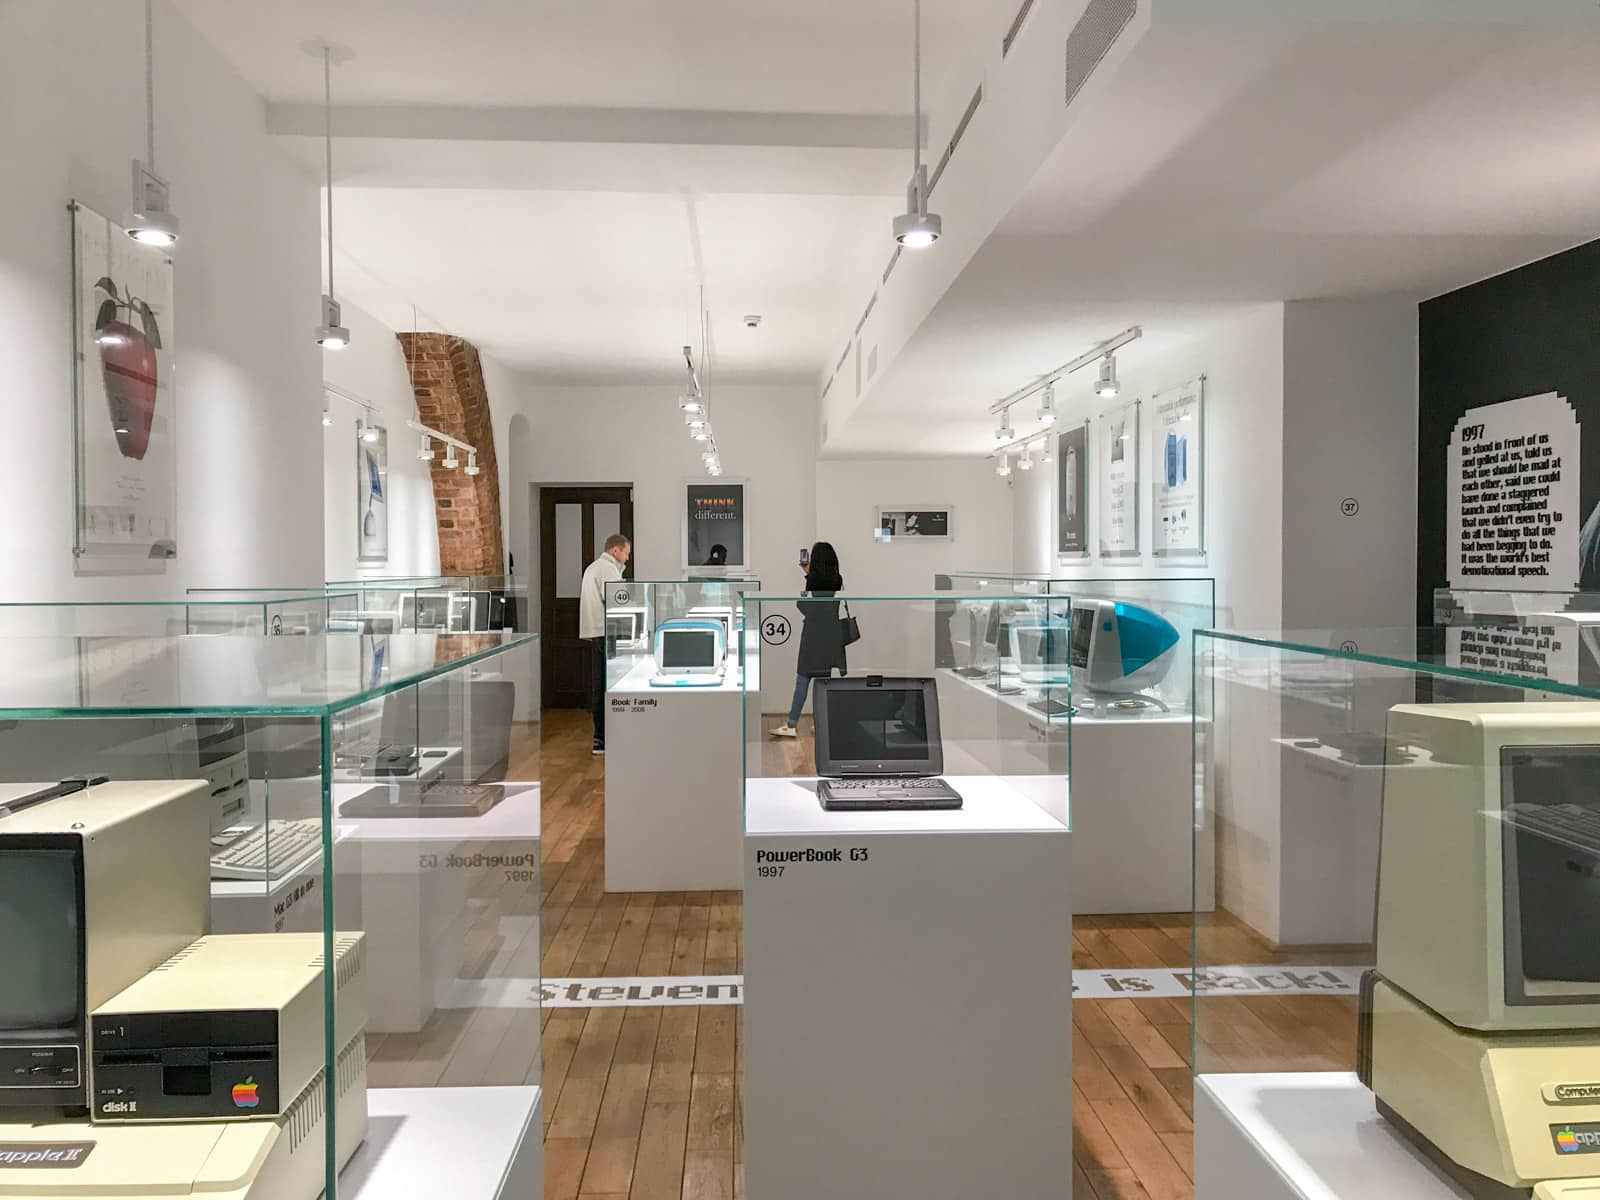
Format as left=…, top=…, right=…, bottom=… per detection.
left=381, top=709, right=1360, bottom=1200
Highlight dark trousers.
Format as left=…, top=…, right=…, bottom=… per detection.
left=589, top=637, right=607, bottom=747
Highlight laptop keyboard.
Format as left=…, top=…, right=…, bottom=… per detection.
left=826, top=777, right=952, bottom=791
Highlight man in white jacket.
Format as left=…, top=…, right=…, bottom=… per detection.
left=579, top=533, right=631, bottom=755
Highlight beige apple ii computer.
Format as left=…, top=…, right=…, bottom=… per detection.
left=0, top=778, right=369, bottom=1199
left=1360, top=703, right=1600, bottom=1199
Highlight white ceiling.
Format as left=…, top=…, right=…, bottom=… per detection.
left=331, top=186, right=897, bottom=380
left=172, top=0, right=990, bottom=113
left=831, top=20, right=1600, bottom=456
left=170, top=0, right=992, bottom=385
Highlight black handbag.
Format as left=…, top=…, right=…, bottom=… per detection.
left=839, top=601, right=861, bottom=647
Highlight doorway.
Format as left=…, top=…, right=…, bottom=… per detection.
left=539, top=485, right=635, bottom=709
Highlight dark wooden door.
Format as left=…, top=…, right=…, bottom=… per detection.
left=540, top=486, right=634, bottom=709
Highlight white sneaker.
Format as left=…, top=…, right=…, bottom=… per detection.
left=771, top=724, right=798, bottom=738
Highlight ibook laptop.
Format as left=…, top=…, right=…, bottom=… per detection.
left=814, top=676, right=962, bottom=811
left=649, top=619, right=727, bottom=687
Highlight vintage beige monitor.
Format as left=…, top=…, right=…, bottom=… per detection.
left=1362, top=703, right=1600, bottom=1197
left=0, top=780, right=210, bottom=1116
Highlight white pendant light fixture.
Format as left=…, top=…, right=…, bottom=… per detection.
left=359, top=414, right=379, bottom=443
left=1095, top=354, right=1121, bottom=398
left=127, top=0, right=181, bottom=248
left=892, top=0, right=941, bottom=249
left=417, top=434, right=434, bottom=461
left=441, top=445, right=460, bottom=470
left=994, top=408, right=1012, bottom=443
left=464, top=451, right=481, bottom=477
left=680, top=393, right=705, bottom=416
left=1041, top=437, right=1054, bottom=466
left=1018, top=445, right=1034, bottom=471
left=1037, top=382, right=1058, bottom=425
left=996, top=453, right=1012, bottom=478
left=309, top=41, right=352, bottom=350
left=321, top=407, right=333, bottom=427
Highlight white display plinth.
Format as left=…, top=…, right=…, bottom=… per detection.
left=604, top=655, right=754, bottom=892
left=743, top=775, right=1073, bottom=1200
left=939, top=668, right=1208, bottom=914
left=1195, top=1073, right=1463, bottom=1199
left=1272, top=739, right=1386, bottom=945
left=335, top=783, right=541, bottom=1034
left=210, top=826, right=358, bottom=936
left=343, top=1086, right=542, bottom=1200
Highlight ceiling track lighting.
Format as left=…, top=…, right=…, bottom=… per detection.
left=893, top=0, right=941, bottom=249
left=307, top=40, right=354, bottom=350
left=682, top=315, right=723, bottom=476
left=403, top=417, right=476, bottom=472
left=1041, top=438, right=1054, bottom=465
left=127, top=0, right=180, bottom=248
left=321, top=407, right=333, bottom=427
left=996, top=453, right=1012, bottom=478
left=1019, top=445, right=1034, bottom=471
left=983, top=326, right=1142, bottom=451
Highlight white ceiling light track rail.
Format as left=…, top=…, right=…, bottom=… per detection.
left=987, top=327, right=1141, bottom=476
left=679, top=288, right=722, bottom=476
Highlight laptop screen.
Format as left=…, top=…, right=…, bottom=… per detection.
left=824, top=686, right=931, bottom=763
left=660, top=629, right=718, bottom=670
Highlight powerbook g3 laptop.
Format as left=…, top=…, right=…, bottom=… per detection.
left=813, top=676, right=962, bottom=811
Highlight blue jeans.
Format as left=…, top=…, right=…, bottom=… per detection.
left=788, top=675, right=812, bottom=725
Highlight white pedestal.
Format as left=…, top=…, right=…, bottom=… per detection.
left=343, top=1086, right=542, bottom=1200
left=743, top=776, right=1073, bottom=1200
left=605, top=656, right=753, bottom=892
left=335, top=784, right=541, bottom=1034
left=210, top=826, right=359, bottom=935
left=1195, top=1072, right=1464, bottom=1199
left=1273, top=740, right=1386, bottom=945
left=939, top=669, right=1209, bottom=914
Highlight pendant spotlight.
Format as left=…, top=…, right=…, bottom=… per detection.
left=1095, top=355, right=1121, bottom=399
left=994, top=408, right=1013, bottom=442
left=441, top=445, right=460, bottom=470
left=680, top=395, right=705, bottom=416
left=321, top=407, right=333, bottom=427
left=359, top=417, right=379, bottom=444
left=464, top=451, right=480, bottom=477
left=893, top=0, right=941, bottom=249
left=996, top=453, right=1012, bottom=478
left=308, top=40, right=353, bottom=350
left=127, top=0, right=180, bottom=248
left=404, top=418, right=475, bottom=473
left=1041, top=438, right=1054, bottom=466
left=1019, top=445, right=1034, bottom=471
left=417, top=435, right=434, bottom=461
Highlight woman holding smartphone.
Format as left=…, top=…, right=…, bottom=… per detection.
left=771, top=541, right=845, bottom=738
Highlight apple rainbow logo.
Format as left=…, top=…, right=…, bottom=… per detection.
left=232, top=1078, right=260, bottom=1110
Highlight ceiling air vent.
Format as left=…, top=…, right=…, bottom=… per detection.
left=1065, top=0, right=1136, bottom=109
left=1002, top=0, right=1037, bottom=57
left=882, top=245, right=903, bottom=285
left=855, top=293, right=878, bottom=338
left=929, top=84, right=983, bottom=194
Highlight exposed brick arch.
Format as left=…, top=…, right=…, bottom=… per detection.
left=396, top=333, right=504, bottom=576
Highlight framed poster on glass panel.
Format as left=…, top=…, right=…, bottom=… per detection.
left=357, top=425, right=389, bottom=563
left=874, top=507, right=952, bottom=542
left=1152, top=377, right=1205, bottom=557
left=1057, top=421, right=1089, bottom=559
left=683, top=479, right=749, bottom=573
left=71, top=201, right=177, bottom=570
left=1098, top=398, right=1141, bottom=558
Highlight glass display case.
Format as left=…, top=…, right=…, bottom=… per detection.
left=1192, top=627, right=1600, bottom=1199
left=739, top=593, right=1071, bottom=1199
left=0, top=633, right=541, bottom=1198
left=605, top=577, right=761, bottom=691
left=191, top=578, right=519, bottom=634
left=935, top=571, right=1214, bottom=717
left=0, top=592, right=357, bottom=636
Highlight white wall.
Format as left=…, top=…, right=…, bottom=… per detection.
left=321, top=300, right=442, bottom=581
left=495, top=381, right=818, bottom=709
left=1013, top=304, right=1288, bottom=631
left=0, top=0, right=323, bottom=597
left=816, top=458, right=1014, bottom=595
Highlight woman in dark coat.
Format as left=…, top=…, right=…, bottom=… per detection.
left=771, top=541, right=845, bottom=737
